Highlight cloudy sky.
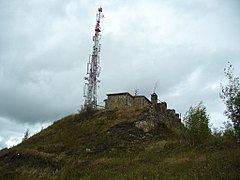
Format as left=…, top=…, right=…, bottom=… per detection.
left=0, top=0, right=240, bottom=149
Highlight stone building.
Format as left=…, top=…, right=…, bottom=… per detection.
left=104, top=92, right=181, bottom=129
left=104, top=92, right=151, bottom=109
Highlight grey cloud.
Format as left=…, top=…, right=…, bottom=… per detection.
left=0, top=142, right=7, bottom=150
left=0, top=116, right=51, bottom=149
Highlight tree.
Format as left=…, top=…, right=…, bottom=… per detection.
left=220, top=62, right=240, bottom=142
left=183, top=102, right=211, bottom=145
left=222, top=121, right=235, bottom=141
left=22, top=129, right=29, bottom=142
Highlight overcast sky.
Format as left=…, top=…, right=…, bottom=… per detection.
left=0, top=0, right=240, bottom=149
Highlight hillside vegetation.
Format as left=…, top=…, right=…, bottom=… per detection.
left=0, top=107, right=239, bottom=179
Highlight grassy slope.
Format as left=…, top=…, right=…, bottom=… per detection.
left=0, top=107, right=239, bottom=179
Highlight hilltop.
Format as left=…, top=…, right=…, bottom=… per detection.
left=0, top=107, right=239, bottom=179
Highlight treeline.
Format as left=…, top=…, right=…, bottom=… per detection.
left=177, top=62, right=240, bottom=146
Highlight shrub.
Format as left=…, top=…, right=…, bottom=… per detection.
left=78, top=105, right=98, bottom=121
left=183, top=102, right=211, bottom=146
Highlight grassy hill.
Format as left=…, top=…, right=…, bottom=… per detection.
left=0, top=107, right=239, bottom=179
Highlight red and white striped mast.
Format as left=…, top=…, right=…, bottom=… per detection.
left=84, top=7, right=104, bottom=108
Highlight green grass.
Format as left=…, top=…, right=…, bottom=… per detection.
left=0, top=107, right=239, bottom=179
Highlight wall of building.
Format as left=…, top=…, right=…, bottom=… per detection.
left=133, top=96, right=151, bottom=108
left=158, top=102, right=167, bottom=114
left=105, top=94, right=133, bottom=109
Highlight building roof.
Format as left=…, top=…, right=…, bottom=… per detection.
left=151, top=92, right=157, bottom=96
left=107, top=92, right=133, bottom=97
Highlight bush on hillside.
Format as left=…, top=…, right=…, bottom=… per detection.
left=78, top=105, right=98, bottom=121
left=183, top=102, right=211, bottom=146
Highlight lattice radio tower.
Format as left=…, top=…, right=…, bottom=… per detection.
left=83, top=7, right=104, bottom=108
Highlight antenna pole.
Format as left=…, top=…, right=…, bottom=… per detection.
left=84, top=7, right=104, bottom=108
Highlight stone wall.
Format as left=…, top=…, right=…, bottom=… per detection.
left=105, top=93, right=151, bottom=109
left=149, top=105, right=181, bottom=129
left=105, top=93, right=133, bottom=109
left=104, top=92, right=182, bottom=129
left=133, top=96, right=151, bottom=108
left=158, top=102, right=167, bottom=114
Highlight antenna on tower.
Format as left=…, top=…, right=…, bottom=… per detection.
left=134, top=85, right=139, bottom=96
left=83, top=7, right=104, bottom=108
left=134, top=89, right=138, bottom=96
left=153, top=80, right=159, bottom=93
